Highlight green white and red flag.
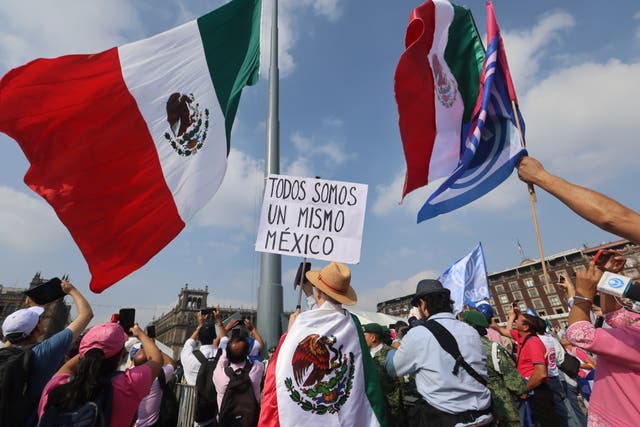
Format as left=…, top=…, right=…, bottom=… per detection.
left=0, top=0, right=261, bottom=292
left=259, top=309, right=389, bottom=427
left=396, top=0, right=484, bottom=199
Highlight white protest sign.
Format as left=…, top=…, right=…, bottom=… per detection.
left=255, top=174, right=368, bottom=264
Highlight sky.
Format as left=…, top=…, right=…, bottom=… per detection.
left=0, top=0, right=639, bottom=329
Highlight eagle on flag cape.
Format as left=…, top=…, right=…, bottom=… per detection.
left=259, top=262, right=389, bottom=427
left=0, top=0, right=262, bottom=293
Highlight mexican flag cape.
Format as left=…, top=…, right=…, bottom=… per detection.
left=259, top=307, right=389, bottom=427
left=0, top=0, right=261, bottom=293
left=396, top=0, right=484, bottom=199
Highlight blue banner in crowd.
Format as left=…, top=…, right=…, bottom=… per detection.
left=438, top=243, right=490, bottom=314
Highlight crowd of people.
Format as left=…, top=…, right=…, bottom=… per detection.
left=1, top=155, right=639, bottom=427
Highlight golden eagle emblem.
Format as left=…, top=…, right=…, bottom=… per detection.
left=163, top=92, right=209, bottom=157
left=285, top=334, right=355, bottom=415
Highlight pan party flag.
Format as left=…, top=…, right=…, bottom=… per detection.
left=417, top=1, right=526, bottom=222
left=0, top=0, right=261, bottom=292
left=395, top=0, right=484, bottom=199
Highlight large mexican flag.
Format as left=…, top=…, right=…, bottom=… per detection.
left=396, top=0, right=484, bottom=199
left=259, top=309, right=389, bottom=427
left=0, top=0, right=261, bottom=292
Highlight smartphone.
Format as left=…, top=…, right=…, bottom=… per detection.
left=223, top=312, right=243, bottom=328
left=146, top=325, right=156, bottom=339
left=200, top=308, right=214, bottom=316
left=294, top=262, right=312, bottom=288
left=118, top=308, right=135, bottom=335
left=24, top=277, right=65, bottom=305
left=593, top=249, right=613, bottom=268
left=558, top=275, right=566, bottom=283
left=512, top=299, right=520, bottom=308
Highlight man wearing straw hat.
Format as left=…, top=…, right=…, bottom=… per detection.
left=259, top=261, right=389, bottom=427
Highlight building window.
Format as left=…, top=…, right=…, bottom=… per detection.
left=518, top=302, right=527, bottom=312
left=538, top=310, right=546, bottom=316
left=539, top=275, right=548, bottom=285
left=550, top=296, right=561, bottom=306
left=510, top=282, right=519, bottom=291
left=528, top=288, right=539, bottom=298
left=512, top=291, right=523, bottom=300
left=502, top=305, right=511, bottom=314
left=495, top=284, right=504, bottom=294
left=532, top=299, right=544, bottom=309
left=499, top=295, right=509, bottom=304
left=555, top=308, right=565, bottom=314
left=524, top=278, right=535, bottom=288
left=574, top=265, right=586, bottom=272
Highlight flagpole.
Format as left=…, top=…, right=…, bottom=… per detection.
left=257, top=0, right=283, bottom=352
left=511, top=100, right=551, bottom=288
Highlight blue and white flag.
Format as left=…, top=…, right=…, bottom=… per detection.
left=417, top=2, right=526, bottom=223
left=438, top=243, right=490, bottom=314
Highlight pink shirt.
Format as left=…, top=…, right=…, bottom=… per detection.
left=566, top=308, right=640, bottom=427
left=212, top=350, right=264, bottom=410
left=134, top=364, right=174, bottom=427
left=38, top=365, right=153, bottom=427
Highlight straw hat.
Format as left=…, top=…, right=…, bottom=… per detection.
left=305, top=262, right=357, bottom=306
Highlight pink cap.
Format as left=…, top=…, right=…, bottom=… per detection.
left=79, top=322, right=128, bottom=359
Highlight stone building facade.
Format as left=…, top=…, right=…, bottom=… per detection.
left=0, top=272, right=71, bottom=340
left=151, top=284, right=257, bottom=359
left=377, top=239, right=640, bottom=328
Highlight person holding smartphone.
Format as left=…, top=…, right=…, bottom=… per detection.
left=1, top=278, right=93, bottom=426
left=564, top=253, right=640, bottom=427
left=180, top=309, right=221, bottom=386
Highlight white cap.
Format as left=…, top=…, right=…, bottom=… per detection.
left=2, top=306, right=45, bottom=339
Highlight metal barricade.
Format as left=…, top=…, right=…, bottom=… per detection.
left=175, top=383, right=196, bottom=427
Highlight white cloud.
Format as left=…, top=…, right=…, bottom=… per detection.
left=371, top=170, right=443, bottom=217
left=194, top=149, right=264, bottom=231
left=522, top=60, right=640, bottom=181
left=355, top=269, right=439, bottom=311
left=323, top=116, right=344, bottom=128
left=301, top=0, right=341, bottom=22
left=0, top=186, right=67, bottom=252
left=0, top=0, right=141, bottom=69
left=501, top=11, right=575, bottom=93
left=285, top=131, right=352, bottom=176
left=260, top=0, right=342, bottom=77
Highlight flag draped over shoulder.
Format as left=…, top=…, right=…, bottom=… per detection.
left=416, top=1, right=527, bottom=222
left=259, top=308, right=388, bottom=427
left=0, top=0, right=261, bottom=292
left=438, top=243, right=490, bottom=314
left=395, top=0, right=484, bottom=199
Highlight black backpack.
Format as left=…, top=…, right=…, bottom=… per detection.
left=559, top=353, right=581, bottom=379
left=193, top=348, right=222, bottom=425
left=38, top=373, right=121, bottom=427
left=155, top=369, right=179, bottom=427
left=218, top=360, right=259, bottom=427
left=0, top=345, right=34, bottom=426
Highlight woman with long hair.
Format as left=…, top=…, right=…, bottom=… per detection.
left=37, top=322, right=162, bottom=426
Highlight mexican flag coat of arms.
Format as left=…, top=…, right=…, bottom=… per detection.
left=260, top=306, right=389, bottom=427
